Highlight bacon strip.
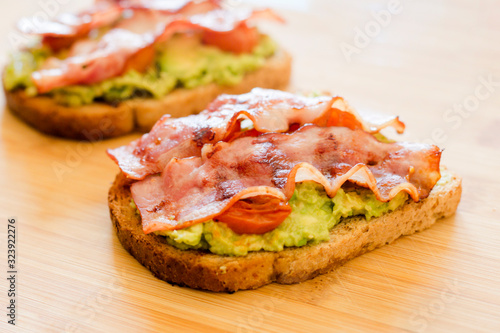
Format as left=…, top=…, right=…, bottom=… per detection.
left=19, top=0, right=221, bottom=38
left=30, top=5, right=282, bottom=93
left=18, top=1, right=122, bottom=38
left=130, top=125, right=441, bottom=234
left=117, top=0, right=222, bottom=14
left=33, top=28, right=156, bottom=93
left=108, top=88, right=405, bottom=180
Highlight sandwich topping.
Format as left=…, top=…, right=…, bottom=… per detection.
left=4, top=0, right=281, bottom=105
left=131, top=125, right=441, bottom=234
left=108, top=88, right=443, bottom=255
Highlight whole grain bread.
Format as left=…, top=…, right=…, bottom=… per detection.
left=108, top=170, right=462, bottom=292
left=5, top=48, right=292, bottom=140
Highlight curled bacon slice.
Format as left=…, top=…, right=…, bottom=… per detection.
left=18, top=1, right=122, bottom=38
left=33, top=28, right=156, bottom=93
left=30, top=6, right=282, bottom=93
left=19, top=0, right=126, bottom=51
left=19, top=0, right=221, bottom=38
left=130, top=125, right=441, bottom=234
left=117, top=0, right=222, bottom=14
left=108, top=88, right=405, bottom=180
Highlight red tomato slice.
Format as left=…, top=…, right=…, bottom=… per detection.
left=123, top=45, right=156, bottom=73
left=42, top=35, right=85, bottom=52
left=313, top=107, right=364, bottom=131
left=215, top=196, right=291, bottom=234
left=201, top=23, right=259, bottom=54
left=226, top=128, right=261, bottom=142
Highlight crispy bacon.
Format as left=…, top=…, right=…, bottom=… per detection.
left=18, top=1, right=122, bottom=38
left=130, top=125, right=441, bottom=234
left=32, top=28, right=156, bottom=93
left=30, top=6, right=282, bottom=92
left=20, top=0, right=220, bottom=38
left=116, top=0, right=221, bottom=14
left=107, top=88, right=405, bottom=180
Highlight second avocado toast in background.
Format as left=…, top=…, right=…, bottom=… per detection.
left=4, top=0, right=291, bottom=139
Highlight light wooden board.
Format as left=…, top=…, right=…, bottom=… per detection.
left=1, top=0, right=499, bottom=332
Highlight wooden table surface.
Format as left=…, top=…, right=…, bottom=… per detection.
left=1, top=0, right=499, bottom=332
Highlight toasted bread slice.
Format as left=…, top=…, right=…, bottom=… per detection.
left=4, top=48, right=292, bottom=140
left=108, top=169, right=462, bottom=292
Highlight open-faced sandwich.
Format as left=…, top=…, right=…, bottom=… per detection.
left=107, top=88, right=462, bottom=292
left=3, top=0, right=290, bottom=139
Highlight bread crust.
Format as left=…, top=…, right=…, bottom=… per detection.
left=108, top=170, right=462, bottom=292
left=4, top=49, right=292, bottom=140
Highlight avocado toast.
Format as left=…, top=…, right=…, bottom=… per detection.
left=107, top=88, right=462, bottom=292
left=3, top=0, right=291, bottom=139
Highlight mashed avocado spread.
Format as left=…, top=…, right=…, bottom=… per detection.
left=3, top=34, right=277, bottom=107
left=149, top=182, right=409, bottom=256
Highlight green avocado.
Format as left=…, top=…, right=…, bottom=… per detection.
left=155, top=182, right=409, bottom=256
left=3, top=46, right=50, bottom=97
left=3, top=34, right=277, bottom=107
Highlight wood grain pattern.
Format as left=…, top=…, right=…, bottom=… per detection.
left=1, top=0, right=499, bottom=332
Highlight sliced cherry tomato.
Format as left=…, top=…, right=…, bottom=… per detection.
left=202, top=23, right=259, bottom=54
left=226, top=128, right=261, bottom=142
left=215, top=196, right=291, bottom=234
left=123, top=45, right=156, bottom=73
left=313, top=107, right=364, bottom=130
left=42, top=35, right=85, bottom=52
